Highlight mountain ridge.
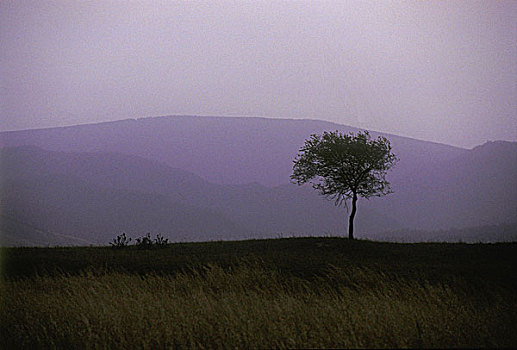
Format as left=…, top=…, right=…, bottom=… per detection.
left=0, top=115, right=467, bottom=187
left=1, top=114, right=468, bottom=149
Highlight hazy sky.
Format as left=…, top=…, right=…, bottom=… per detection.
left=1, top=1, right=516, bottom=148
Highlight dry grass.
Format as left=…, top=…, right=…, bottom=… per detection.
left=2, top=263, right=516, bottom=349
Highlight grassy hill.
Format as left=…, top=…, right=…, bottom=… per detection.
left=1, top=237, right=516, bottom=348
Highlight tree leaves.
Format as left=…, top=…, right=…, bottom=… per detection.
left=291, top=130, right=398, bottom=206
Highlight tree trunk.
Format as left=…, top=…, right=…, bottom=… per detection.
left=348, top=192, right=358, bottom=240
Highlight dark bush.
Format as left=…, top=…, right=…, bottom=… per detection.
left=154, top=234, right=169, bottom=247
left=135, top=233, right=153, bottom=249
left=109, top=233, right=132, bottom=249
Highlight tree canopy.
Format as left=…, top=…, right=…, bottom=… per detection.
left=291, top=130, right=398, bottom=239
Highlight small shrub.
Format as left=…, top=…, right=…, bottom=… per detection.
left=154, top=234, right=169, bottom=247
left=134, top=233, right=170, bottom=249
left=109, top=233, right=131, bottom=249
left=135, top=233, right=153, bottom=249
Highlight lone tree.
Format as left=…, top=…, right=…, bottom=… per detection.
left=291, top=130, right=398, bottom=239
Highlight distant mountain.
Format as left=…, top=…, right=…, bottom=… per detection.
left=0, top=146, right=398, bottom=245
left=1, top=172, right=243, bottom=245
left=374, top=141, right=517, bottom=230
left=0, top=115, right=465, bottom=186
left=1, top=116, right=515, bottom=245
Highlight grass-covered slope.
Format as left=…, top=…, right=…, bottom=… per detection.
left=1, top=238, right=516, bottom=348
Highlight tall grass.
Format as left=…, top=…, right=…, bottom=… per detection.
left=2, top=262, right=516, bottom=349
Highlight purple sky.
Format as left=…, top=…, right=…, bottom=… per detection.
left=1, top=1, right=515, bottom=148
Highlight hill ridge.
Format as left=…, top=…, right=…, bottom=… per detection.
left=1, top=114, right=467, bottom=151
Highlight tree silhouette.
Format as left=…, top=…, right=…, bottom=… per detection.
left=291, top=130, right=398, bottom=239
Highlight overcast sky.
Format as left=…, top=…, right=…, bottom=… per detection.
left=1, top=1, right=515, bottom=148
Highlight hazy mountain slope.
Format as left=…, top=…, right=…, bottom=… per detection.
left=200, top=182, right=401, bottom=236
left=1, top=117, right=514, bottom=245
left=0, top=115, right=466, bottom=186
left=1, top=145, right=212, bottom=204
left=0, top=147, right=401, bottom=244
left=0, top=214, right=91, bottom=247
left=373, top=141, right=517, bottom=230
left=1, top=173, right=243, bottom=245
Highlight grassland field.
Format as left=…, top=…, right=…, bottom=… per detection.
left=1, top=237, right=516, bottom=348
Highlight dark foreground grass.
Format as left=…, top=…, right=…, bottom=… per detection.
left=1, top=237, right=517, bottom=348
